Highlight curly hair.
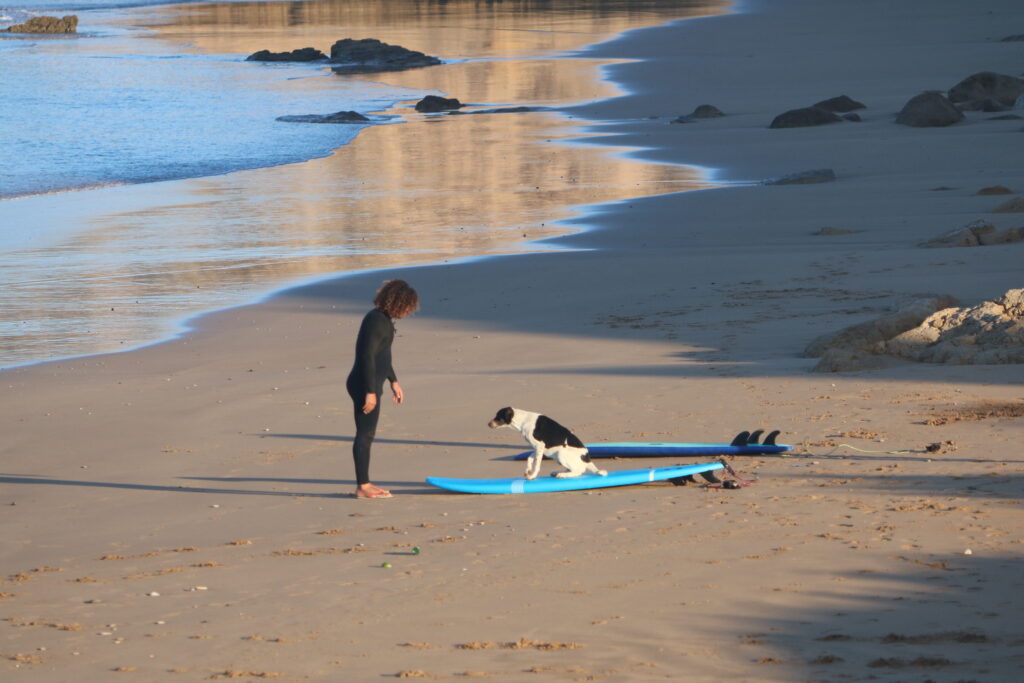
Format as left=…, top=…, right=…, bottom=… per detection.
left=374, top=279, right=419, bottom=319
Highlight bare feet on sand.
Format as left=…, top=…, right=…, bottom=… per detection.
left=354, top=484, right=392, bottom=499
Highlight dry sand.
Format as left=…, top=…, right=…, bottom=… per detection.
left=3, top=0, right=1024, bottom=680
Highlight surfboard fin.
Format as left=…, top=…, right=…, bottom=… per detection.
left=763, top=430, right=781, bottom=446
left=746, top=429, right=764, bottom=445
left=669, top=474, right=696, bottom=486
left=729, top=431, right=750, bottom=447
left=699, top=470, right=722, bottom=484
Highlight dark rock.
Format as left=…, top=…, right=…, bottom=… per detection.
left=813, top=95, right=866, bottom=112
left=1000, top=34, right=1024, bottom=42
left=671, top=104, right=725, bottom=123
left=769, top=107, right=842, bottom=128
left=764, top=168, right=837, bottom=186
left=988, top=114, right=1023, bottom=121
left=689, top=104, right=725, bottom=118
left=977, top=185, right=1014, bottom=195
left=813, top=227, right=859, bottom=236
left=4, top=14, right=77, bottom=33
left=449, top=106, right=549, bottom=116
left=276, top=111, right=370, bottom=124
left=842, top=112, right=862, bottom=122
left=895, top=92, right=963, bottom=127
left=948, top=71, right=1024, bottom=107
left=415, top=95, right=462, bottom=113
left=247, top=47, right=326, bottom=62
left=329, top=38, right=440, bottom=74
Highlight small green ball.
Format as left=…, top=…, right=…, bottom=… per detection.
left=381, top=562, right=392, bottom=568
left=411, top=546, right=421, bottom=555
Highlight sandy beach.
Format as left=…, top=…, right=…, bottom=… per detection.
left=3, top=0, right=1024, bottom=680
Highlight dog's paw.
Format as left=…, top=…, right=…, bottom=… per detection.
left=597, top=470, right=608, bottom=476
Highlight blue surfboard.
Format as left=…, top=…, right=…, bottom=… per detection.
left=511, top=431, right=792, bottom=460
left=426, top=461, right=724, bottom=494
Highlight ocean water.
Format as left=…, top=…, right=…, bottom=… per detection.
left=0, top=3, right=420, bottom=199
left=0, top=0, right=724, bottom=369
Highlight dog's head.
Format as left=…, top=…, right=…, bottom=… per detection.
left=488, top=407, right=515, bottom=429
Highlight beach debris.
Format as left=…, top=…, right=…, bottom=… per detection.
left=895, top=91, right=963, bottom=127
left=812, top=226, right=860, bottom=236
left=763, top=168, right=836, bottom=185
left=964, top=548, right=973, bottom=555
left=415, top=95, right=462, bottom=113
left=381, top=562, right=392, bottom=568
left=276, top=111, right=371, bottom=125
left=769, top=106, right=842, bottom=128
left=948, top=71, right=1024, bottom=110
left=146, top=592, right=160, bottom=597
left=246, top=47, right=326, bottom=62
left=812, top=95, right=866, bottom=112
left=329, top=38, right=441, bottom=74
left=671, top=104, right=725, bottom=123
left=3, top=15, right=77, bottom=33
left=919, top=219, right=1024, bottom=248
left=411, top=546, right=421, bottom=555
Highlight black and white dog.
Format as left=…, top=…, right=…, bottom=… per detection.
left=488, top=407, right=607, bottom=480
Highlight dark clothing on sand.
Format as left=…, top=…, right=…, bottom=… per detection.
left=346, top=309, right=397, bottom=486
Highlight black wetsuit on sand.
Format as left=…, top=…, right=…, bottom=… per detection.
left=346, top=308, right=397, bottom=486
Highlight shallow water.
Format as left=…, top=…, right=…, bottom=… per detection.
left=0, top=0, right=727, bottom=368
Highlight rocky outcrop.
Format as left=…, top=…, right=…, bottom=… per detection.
left=415, top=95, right=462, bottom=113
left=807, top=291, right=1024, bottom=369
left=247, top=47, right=326, bottom=62
left=948, top=71, right=1024, bottom=109
left=764, top=168, right=837, bottom=186
left=448, top=106, right=551, bottom=116
left=813, top=95, right=866, bottom=112
left=1001, top=34, right=1024, bottom=42
left=276, top=111, right=370, bottom=124
left=805, top=296, right=958, bottom=372
left=895, top=92, right=963, bottom=127
left=881, top=290, right=1024, bottom=365
left=329, top=38, right=440, bottom=74
left=918, top=220, right=1024, bottom=247
left=769, top=106, right=842, bottom=128
left=4, top=15, right=77, bottom=33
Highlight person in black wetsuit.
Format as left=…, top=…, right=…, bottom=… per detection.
left=345, top=279, right=419, bottom=499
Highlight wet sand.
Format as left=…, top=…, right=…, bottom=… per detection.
left=3, top=0, right=1024, bottom=680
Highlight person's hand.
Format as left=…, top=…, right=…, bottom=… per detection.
left=391, top=381, right=404, bottom=405
left=362, top=393, right=377, bottom=414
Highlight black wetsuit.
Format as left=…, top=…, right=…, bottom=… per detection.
left=345, top=308, right=397, bottom=486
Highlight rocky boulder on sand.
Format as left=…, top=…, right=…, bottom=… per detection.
left=806, top=291, right=1024, bottom=370
left=882, top=289, right=1024, bottom=365
left=329, top=38, right=440, bottom=74
left=671, top=104, right=725, bottom=123
left=769, top=106, right=842, bottom=128
left=4, top=15, right=77, bottom=33
left=895, top=91, right=963, bottom=127
left=948, top=71, right=1024, bottom=109
left=247, top=47, right=326, bottom=62
left=812, top=95, right=866, bottom=112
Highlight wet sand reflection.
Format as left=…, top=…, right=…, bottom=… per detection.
left=0, top=0, right=726, bottom=367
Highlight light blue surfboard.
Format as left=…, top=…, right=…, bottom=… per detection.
left=426, top=461, right=724, bottom=494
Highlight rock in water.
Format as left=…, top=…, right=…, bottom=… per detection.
left=769, top=107, right=842, bottom=128
left=247, top=47, right=326, bottom=62
left=4, top=15, right=77, bottom=33
left=415, top=95, right=462, bottom=113
left=764, top=168, right=837, bottom=185
left=329, top=38, right=441, bottom=74
left=895, top=92, right=963, bottom=127
left=276, top=111, right=370, bottom=124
